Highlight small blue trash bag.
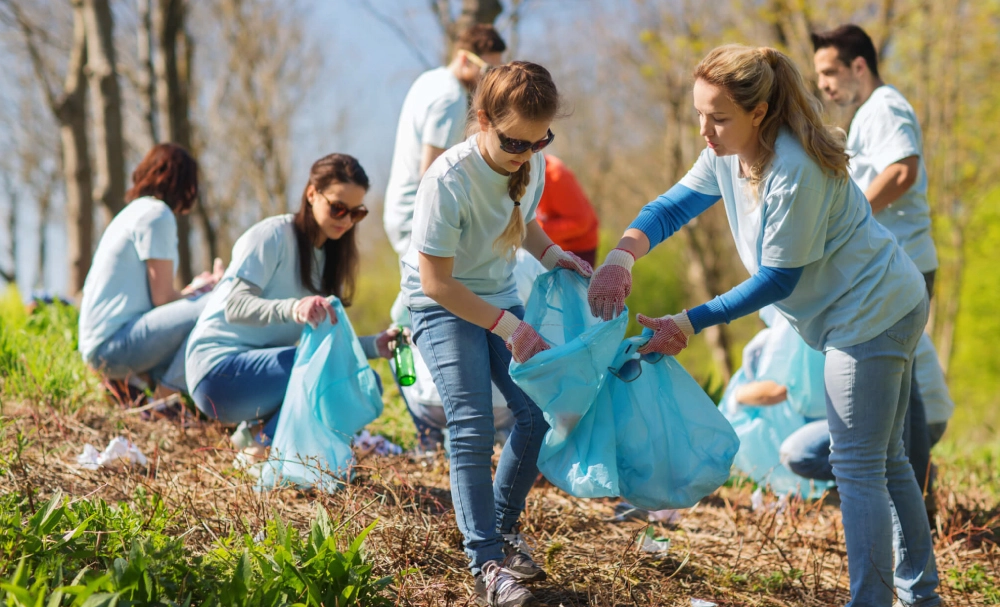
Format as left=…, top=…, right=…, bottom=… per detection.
left=722, top=325, right=833, bottom=499
left=258, top=298, right=383, bottom=492
left=511, top=269, right=740, bottom=510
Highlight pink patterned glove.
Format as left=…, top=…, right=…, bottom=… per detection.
left=540, top=244, right=594, bottom=278
left=636, top=311, right=694, bottom=356
left=491, top=311, right=551, bottom=363
left=587, top=249, right=634, bottom=320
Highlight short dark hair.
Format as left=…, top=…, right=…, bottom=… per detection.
left=454, top=24, right=506, bottom=57
left=811, top=24, right=880, bottom=78
left=126, top=143, right=199, bottom=212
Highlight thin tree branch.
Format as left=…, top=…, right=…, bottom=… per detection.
left=0, top=0, right=59, bottom=111
left=357, top=0, right=435, bottom=69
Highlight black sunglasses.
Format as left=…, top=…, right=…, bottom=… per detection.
left=316, top=191, right=369, bottom=223
left=495, top=128, right=555, bottom=155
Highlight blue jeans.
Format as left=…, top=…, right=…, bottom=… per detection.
left=191, top=347, right=297, bottom=443
left=89, top=294, right=207, bottom=390
left=192, top=346, right=383, bottom=445
left=824, top=298, right=939, bottom=607
left=410, top=305, right=548, bottom=574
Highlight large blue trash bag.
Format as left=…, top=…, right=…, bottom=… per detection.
left=511, top=269, right=739, bottom=509
left=258, top=298, right=383, bottom=492
left=754, top=312, right=827, bottom=419
left=509, top=269, right=627, bottom=498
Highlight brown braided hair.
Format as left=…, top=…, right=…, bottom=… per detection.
left=470, top=61, right=562, bottom=260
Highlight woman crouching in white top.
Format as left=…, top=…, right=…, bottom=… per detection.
left=185, top=154, right=399, bottom=463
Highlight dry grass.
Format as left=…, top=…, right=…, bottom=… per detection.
left=1, top=400, right=998, bottom=606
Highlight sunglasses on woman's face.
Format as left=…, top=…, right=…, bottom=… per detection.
left=316, top=191, right=369, bottom=223
left=495, top=128, right=555, bottom=155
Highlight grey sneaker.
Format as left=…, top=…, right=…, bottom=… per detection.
left=474, top=561, right=537, bottom=607
left=501, top=532, right=547, bottom=582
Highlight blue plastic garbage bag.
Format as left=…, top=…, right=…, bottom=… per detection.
left=509, top=269, right=627, bottom=498
left=722, top=369, right=833, bottom=498
left=258, top=298, right=383, bottom=491
left=511, top=269, right=739, bottom=510
left=754, top=312, right=827, bottom=419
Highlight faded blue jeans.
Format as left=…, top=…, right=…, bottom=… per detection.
left=825, top=298, right=939, bottom=607
left=410, top=305, right=548, bottom=574
left=191, top=346, right=383, bottom=445
left=88, top=294, right=208, bottom=391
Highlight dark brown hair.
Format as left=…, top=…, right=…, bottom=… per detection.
left=126, top=143, right=199, bottom=212
left=810, top=24, right=880, bottom=79
left=470, top=61, right=561, bottom=259
left=293, top=154, right=369, bottom=304
left=454, top=23, right=507, bottom=56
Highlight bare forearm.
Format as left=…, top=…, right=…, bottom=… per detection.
left=613, top=228, right=651, bottom=261
left=865, top=157, right=918, bottom=214
left=522, top=220, right=554, bottom=259
left=425, top=277, right=503, bottom=329
left=734, top=380, right=788, bottom=406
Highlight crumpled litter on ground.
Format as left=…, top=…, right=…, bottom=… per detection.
left=690, top=599, right=717, bottom=607
left=77, top=437, right=148, bottom=470
left=353, top=430, right=403, bottom=457
left=637, top=526, right=671, bottom=553
left=751, top=487, right=790, bottom=513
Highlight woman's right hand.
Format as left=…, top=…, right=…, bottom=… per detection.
left=293, top=296, right=336, bottom=328
left=587, top=248, right=636, bottom=320
left=490, top=310, right=550, bottom=363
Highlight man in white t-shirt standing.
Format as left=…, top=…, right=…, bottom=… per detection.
left=812, top=24, right=940, bottom=503
left=383, top=24, right=506, bottom=255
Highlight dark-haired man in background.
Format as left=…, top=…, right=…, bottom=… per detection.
left=812, top=24, right=940, bottom=509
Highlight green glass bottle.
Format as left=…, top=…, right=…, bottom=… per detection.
left=393, top=336, right=416, bottom=387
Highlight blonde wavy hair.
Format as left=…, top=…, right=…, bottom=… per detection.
left=694, top=45, right=849, bottom=198
left=470, top=61, right=562, bottom=260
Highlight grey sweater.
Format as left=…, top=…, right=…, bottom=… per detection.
left=224, top=278, right=379, bottom=359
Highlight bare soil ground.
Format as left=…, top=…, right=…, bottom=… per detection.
left=2, top=402, right=998, bottom=606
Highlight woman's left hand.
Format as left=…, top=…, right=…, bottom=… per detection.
left=540, top=244, right=593, bottom=278
left=375, top=326, right=409, bottom=359
left=636, top=311, right=695, bottom=356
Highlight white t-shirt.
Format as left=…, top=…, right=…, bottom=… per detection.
left=400, top=135, right=545, bottom=311
left=78, top=197, right=178, bottom=360
left=679, top=129, right=925, bottom=351
left=185, top=215, right=322, bottom=391
left=848, top=85, right=938, bottom=273
left=913, top=333, right=954, bottom=425
left=383, top=67, right=469, bottom=255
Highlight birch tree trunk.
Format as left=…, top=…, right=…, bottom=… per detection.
left=82, top=0, right=125, bottom=223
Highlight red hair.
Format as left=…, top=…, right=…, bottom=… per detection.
left=125, top=143, right=199, bottom=212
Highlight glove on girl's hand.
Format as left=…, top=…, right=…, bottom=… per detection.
left=374, top=326, right=406, bottom=359
left=587, top=248, right=635, bottom=320
left=636, top=311, right=694, bottom=356
left=491, top=310, right=550, bottom=363
left=293, top=296, right=336, bottom=328
left=540, top=244, right=594, bottom=278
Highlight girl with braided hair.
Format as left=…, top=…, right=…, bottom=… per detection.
left=588, top=45, right=938, bottom=607
left=400, top=61, right=590, bottom=606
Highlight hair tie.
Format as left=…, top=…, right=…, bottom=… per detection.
left=513, top=201, right=521, bottom=207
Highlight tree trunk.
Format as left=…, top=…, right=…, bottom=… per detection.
left=82, top=0, right=126, bottom=223
left=1, top=173, right=17, bottom=284
left=154, top=0, right=195, bottom=283
left=137, top=0, right=158, bottom=146
left=455, top=0, right=502, bottom=33
left=60, top=2, right=95, bottom=296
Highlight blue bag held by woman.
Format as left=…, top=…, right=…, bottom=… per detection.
left=511, top=269, right=739, bottom=510
left=258, top=298, right=383, bottom=491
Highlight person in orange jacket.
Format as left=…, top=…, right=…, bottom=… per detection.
left=537, top=155, right=600, bottom=266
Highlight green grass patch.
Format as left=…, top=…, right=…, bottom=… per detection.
left=0, top=489, right=399, bottom=606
